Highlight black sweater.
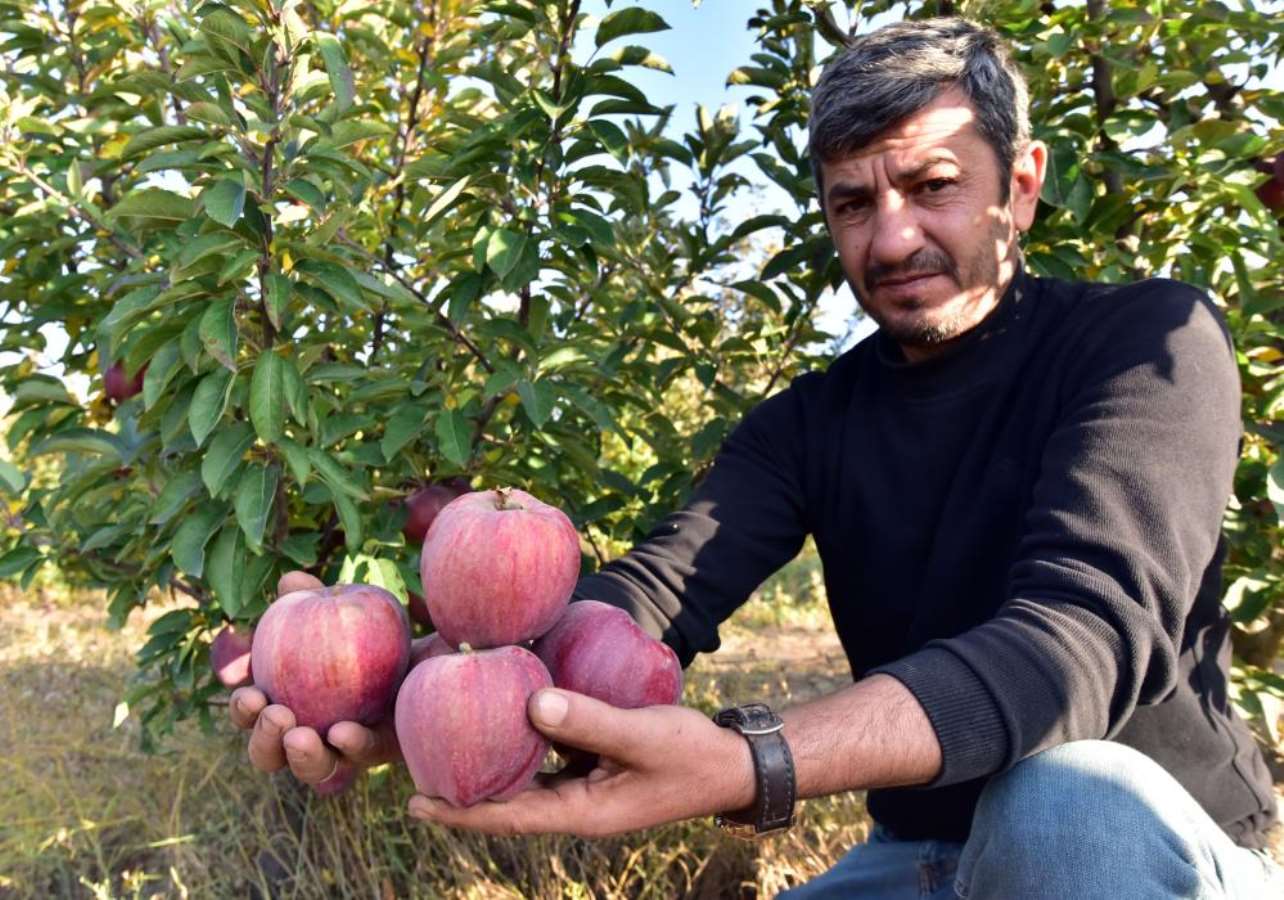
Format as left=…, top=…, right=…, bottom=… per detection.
left=573, top=264, right=1278, bottom=848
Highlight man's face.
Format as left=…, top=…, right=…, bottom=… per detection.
left=820, top=87, right=1046, bottom=362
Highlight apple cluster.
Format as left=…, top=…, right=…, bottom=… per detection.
left=214, top=486, right=683, bottom=807
left=1255, top=151, right=1284, bottom=215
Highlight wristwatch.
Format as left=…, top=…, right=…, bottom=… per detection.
left=712, top=702, right=796, bottom=838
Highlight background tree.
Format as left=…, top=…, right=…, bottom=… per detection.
left=0, top=0, right=1281, bottom=750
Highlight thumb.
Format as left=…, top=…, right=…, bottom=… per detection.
left=527, top=689, right=654, bottom=761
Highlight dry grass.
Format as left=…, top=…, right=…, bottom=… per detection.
left=5, top=579, right=1279, bottom=899
left=0, top=586, right=866, bottom=899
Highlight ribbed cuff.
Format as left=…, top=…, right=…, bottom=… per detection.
left=871, top=645, right=1010, bottom=788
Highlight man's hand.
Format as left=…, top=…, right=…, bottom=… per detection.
left=226, top=570, right=404, bottom=795
left=406, top=689, right=756, bottom=837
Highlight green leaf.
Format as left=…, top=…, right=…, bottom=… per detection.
left=150, top=469, right=203, bottom=525
left=265, top=274, right=291, bottom=331
left=175, top=233, right=246, bottom=276
left=281, top=533, right=319, bottom=568
left=234, top=463, right=278, bottom=552
left=0, top=547, right=42, bottom=579
left=207, top=526, right=247, bottom=618
left=281, top=355, right=308, bottom=426
left=435, top=410, right=471, bottom=467
left=284, top=178, right=326, bottom=211
left=202, top=179, right=246, bottom=228
left=331, top=488, right=363, bottom=553
left=295, top=260, right=367, bottom=310
left=142, top=341, right=183, bottom=410
left=108, top=188, right=195, bottom=224
left=485, top=228, right=527, bottom=278
left=278, top=437, right=312, bottom=485
left=422, top=176, right=471, bottom=226
left=609, top=45, right=673, bottom=73
left=446, top=271, right=485, bottom=323
left=100, top=284, right=165, bottom=343
left=306, top=449, right=368, bottom=500
left=595, top=7, right=670, bottom=47
left=249, top=351, right=286, bottom=443
left=325, top=120, right=393, bottom=149
left=731, top=280, right=781, bottom=314
left=587, top=120, right=628, bottom=162
left=517, top=379, right=556, bottom=427
left=381, top=404, right=426, bottom=461
left=189, top=368, right=234, bottom=447
left=315, top=33, right=355, bottom=112
left=0, top=459, right=27, bottom=494
left=200, top=8, right=254, bottom=57
left=201, top=422, right=255, bottom=498
left=1269, top=458, right=1284, bottom=524
left=199, top=297, right=238, bottom=370
left=121, top=125, right=208, bottom=159
left=184, top=101, right=234, bottom=128
left=338, top=554, right=406, bottom=603
left=82, top=523, right=129, bottom=553
left=30, top=429, right=122, bottom=461
left=13, top=377, right=74, bottom=408
left=171, top=504, right=226, bottom=578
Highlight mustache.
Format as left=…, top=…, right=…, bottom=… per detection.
left=866, top=252, right=953, bottom=289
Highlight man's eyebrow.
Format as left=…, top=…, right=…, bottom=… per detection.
left=825, top=154, right=959, bottom=207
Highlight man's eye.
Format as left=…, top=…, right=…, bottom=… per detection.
left=921, top=179, right=952, bottom=192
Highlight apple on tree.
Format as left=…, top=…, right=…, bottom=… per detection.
left=103, top=361, right=146, bottom=404
left=210, top=623, right=254, bottom=689
left=401, top=478, right=471, bottom=544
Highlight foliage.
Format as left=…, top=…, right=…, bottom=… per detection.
left=0, top=0, right=1281, bottom=748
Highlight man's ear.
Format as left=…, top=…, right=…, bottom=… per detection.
left=1010, top=139, right=1047, bottom=232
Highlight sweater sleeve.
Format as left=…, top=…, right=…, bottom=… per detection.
left=873, top=282, right=1242, bottom=787
left=571, top=378, right=815, bottom=667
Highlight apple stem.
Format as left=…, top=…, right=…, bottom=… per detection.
left=493, top=486, right=525, bottom=511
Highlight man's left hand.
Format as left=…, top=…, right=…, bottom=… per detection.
left=406, top=689, right=756, bottom=838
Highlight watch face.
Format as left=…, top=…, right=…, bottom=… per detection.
left=717, top=702, right=782, bottom=734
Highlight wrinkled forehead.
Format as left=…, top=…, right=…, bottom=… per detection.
left=819, top=98, right=995, bottom=190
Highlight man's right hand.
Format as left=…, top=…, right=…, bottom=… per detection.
left=227, top=571, right=405, bottom=795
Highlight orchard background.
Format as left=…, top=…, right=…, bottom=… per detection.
left=1, top=0, right=1282, bottom=896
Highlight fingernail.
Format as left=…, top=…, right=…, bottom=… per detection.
left=532, top=690, right=568, bottom=727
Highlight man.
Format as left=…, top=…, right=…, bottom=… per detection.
left=231, top=18, right=1282, bottom=897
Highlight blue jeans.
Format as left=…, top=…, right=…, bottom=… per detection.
left=780, top=740, right=1282, bottom=899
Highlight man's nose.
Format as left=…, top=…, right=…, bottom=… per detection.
left=867, top=191, right=925, bottom=273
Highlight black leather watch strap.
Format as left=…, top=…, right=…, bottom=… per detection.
left=713, top=703, right=796, bottom=836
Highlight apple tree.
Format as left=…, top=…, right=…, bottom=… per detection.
left=1, top=0, right=1282, bottom=749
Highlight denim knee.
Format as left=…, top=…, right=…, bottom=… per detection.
left=957, top=740, right=1214, bottom=899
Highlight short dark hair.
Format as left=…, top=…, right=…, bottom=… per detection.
left=809, top=17, right=1031, bottom=206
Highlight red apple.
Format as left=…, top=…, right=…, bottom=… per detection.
left=103, top=361, right=146, bottom=403
left=1256, top=176, right=1284, bottom=214
left=533, top=600, right=683, bottom=708
left=406, top=590, right=433, bottom=628
left=395, top=645, right=552, bottom=807
left=409, top=632, right=454, bottom=667
left=1274, top=151, right=1284, bottom=183
left=210, top=623, right=254, bottom=688
left=401, top=479, right=471, bottom=544
left=420, top=487, right=580, bottom=649
left=251, top=583, right=412, bottom=733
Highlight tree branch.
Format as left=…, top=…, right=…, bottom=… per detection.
left=170, top=576, right=209, bottom=604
